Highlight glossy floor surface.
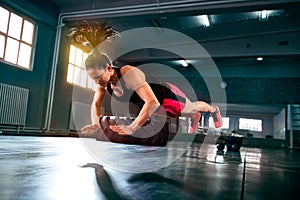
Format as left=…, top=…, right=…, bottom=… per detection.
left=0, top=135, right=299, bottom=200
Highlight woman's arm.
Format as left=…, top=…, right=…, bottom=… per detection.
left=81, top=85, right=106, bottom=133
left=109, top=83, right=160, bottom=135
left=128, top=83, right=160, bottom=131
left=109, top=66, right=160, bottom=135
left=91, top=84, right=106, bottom=124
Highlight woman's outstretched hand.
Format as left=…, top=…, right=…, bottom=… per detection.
left=81, top=124, right=100, bottom=136
left=109, top=125, right=134, bottom=135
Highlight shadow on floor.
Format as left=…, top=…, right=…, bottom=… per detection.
left=81, top=163, right=127, bottom=200
left=82, top=163, right=200, bottom=199
left=128, top=172, right=200, bottom=196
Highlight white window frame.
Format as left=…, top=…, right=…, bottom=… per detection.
left=67, top=44, right=96, bottom=90
left=0, top=5, right=36, bottom=70
left=239, top=118, right=262, bottom=132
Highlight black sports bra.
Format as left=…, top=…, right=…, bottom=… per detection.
left=107, top=67, right=183, bottom=109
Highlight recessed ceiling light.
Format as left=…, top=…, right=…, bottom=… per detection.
left=260, top=10, right=269, bottom=20
left=261, top=10, right=267, bottom=19
left=256, top=57, right=263, bottom=61
left=197, top=15, right=210, bottom=27
left=220, top=81, right=227, bottom=89
left=179, top=60, right=188, bottom=67
left=201, top=15, right=210, bottom=27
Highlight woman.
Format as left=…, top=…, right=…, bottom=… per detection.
left=81, top=52, right=222, bottom=136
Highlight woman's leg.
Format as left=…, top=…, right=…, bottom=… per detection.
left=182, top=98, right=222, bottom=130
left=181, top=98, right=216, bottom=113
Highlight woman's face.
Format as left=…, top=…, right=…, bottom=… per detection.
left=87, top=65, right=112, bottom=87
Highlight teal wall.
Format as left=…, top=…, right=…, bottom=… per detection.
left=50, top=27, right=95, bottom=130
left=0, top=0, right=58, bottom=129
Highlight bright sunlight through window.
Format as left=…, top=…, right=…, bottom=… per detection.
left=0, top=6, right=35, bottom=69
left=239, top=118, right=262, bottom=132
left=67, top=45, right=96, bottom=90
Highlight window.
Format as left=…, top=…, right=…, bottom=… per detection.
left=239, top=118, right=262, bottom=132
left=0, top=6, right=35, bottom=69
left=209, top=116, right=230, bottom=129
left=67, top=45, right=96, bottom=90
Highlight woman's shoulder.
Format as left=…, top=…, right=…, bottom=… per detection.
left=118, top=65, right=147, bottom=90
left=119, top=65, right=136, bottom=74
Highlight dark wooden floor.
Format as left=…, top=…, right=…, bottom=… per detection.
left=0, top=135, right=299, bottom=200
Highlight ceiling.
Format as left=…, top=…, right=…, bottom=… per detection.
left=48, top=0, right=300, bottom=116
left=50, top=0, right=300, bottom=61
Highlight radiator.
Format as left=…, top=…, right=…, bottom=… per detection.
left=0, top=83, right=29, bottom=126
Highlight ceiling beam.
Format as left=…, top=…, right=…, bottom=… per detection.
left=59, top=0, right=300, bottom=21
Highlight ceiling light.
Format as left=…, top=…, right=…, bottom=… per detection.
left=201, top=15, right=210, bottom=27
left=220, top=81, right=227, bottom=89
left=260, top=10, right=269, bottom=20
left=261, top=10, right=267, bottom=18
left=179, top=60, right=188, bottom=67
left=256, top=57, right=263, bottom=61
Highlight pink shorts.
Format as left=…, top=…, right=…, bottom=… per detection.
left=161, top=82, right=186, bottom=117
